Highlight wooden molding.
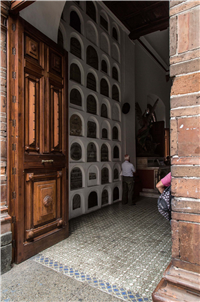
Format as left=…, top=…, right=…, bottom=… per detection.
left=10, top=1, right=35, bottom=14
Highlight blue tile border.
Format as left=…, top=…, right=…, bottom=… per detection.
left=33, top=254, right=150, bottom=302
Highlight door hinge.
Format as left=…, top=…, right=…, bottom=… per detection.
left=12, top=216, right=16, bottom=223
left=12, top=239, right=16, bottom=249
left=12, top=191, right=16, bottom=199
left=12, top=143, right=16, bottom=151
left=12, top=119, right=16, bottom=127
left=12, top=167, right=16, bottom=175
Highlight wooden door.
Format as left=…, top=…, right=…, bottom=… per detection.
left=7, top=16, right=69, bottom=263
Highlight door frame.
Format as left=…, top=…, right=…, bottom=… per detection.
left=7, top=15, right=69, bottom=263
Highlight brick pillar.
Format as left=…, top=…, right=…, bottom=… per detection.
left=1, top=1, right=12, bottom=274
left=153, top=1, right=200, bottom=301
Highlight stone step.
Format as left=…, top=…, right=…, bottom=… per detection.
left=152, top=263, right=200, bottom=302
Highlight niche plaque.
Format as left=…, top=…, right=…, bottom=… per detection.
left=89, top=173, right=96, bottom=180
left=87, top=121, right=96, bottom=138
left=101, top=144, right=108, bottom=161
left=73, top=194, right=81, bottom=210
left=102, top=189, right=108, bottom=205
left=70, top=167, right=82, bottom=190
left=71, top=142, right=82, bottom=161
left=70, top=114, right=82, bottom=136
left=101, top=167, right=109, bottom=184
left=87, top=143, right=97, bottom=162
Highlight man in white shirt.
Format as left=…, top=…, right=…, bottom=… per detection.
left=121, top=154, right=136, bottom=205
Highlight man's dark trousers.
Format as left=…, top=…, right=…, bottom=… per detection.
left=122, top=176, right=134, bottom=205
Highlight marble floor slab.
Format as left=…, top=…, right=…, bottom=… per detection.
left=34, top=197, right=171, bottom=302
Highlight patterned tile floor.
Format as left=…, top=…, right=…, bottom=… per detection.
left=34, top=197, right=171, bottom=302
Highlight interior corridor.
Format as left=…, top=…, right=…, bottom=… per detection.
left=2, top=197, right=171, bottom=302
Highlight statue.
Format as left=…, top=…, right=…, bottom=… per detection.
left=135, top=99, right=159, bottom=155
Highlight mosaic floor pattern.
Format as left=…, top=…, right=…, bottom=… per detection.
left=34, top=197, right=171, bottom=302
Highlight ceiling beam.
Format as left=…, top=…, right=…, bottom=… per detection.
left=10, top=0, right=35, bottom=14
left=129, top=17, right=169, bottom=40
left=122, top=1, right=162, bottom=22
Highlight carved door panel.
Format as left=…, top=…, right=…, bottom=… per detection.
left=8, top=17, right=69, bottom=263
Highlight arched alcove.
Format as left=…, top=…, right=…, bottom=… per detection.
left=112, top=103, right=121, bottom=121
left=101, top=60, right=107, bottom=73
left=86, top=1, right=96, bottom=22
left=101, top=167, right=109, bottom=184
left=87, top=142, right=97, bottom=162
left=102, top=189, right=108, bottom=205
left=113, top=145, right=119, bottom=159
left=112, top=126, right=118, bottom=140
left=70, top=114, right=82, bottom=136
left=101, top=144, right=109, bottom=161
left=70, top=88, right=82, bottom=107
left=88, top=191, right=98, bottom=208
left=70, top=37, right=82, bottom=59
left=87, top=72, right=96, bottom=91
left=87, top=120, right=97, bottom=138
left=100, top=78, right=109, bottom=97
left=70, top=142, right=82, bottom=161
left=87, top=164, right=99, bottom=187
left=112, top=27, right=118, bottom=41
left=113, top=187, right=119, bottom=201
left=101, top=103, right=108, bottom=118
left=100, top=10, right=109, bottom=32
left=87, top=94, right=97, bottom=115
left=72, top=194, right=81, bottom=210
left=86, top=21, right=98, bottom=46
left=112, top=66, right=119, bottom=81
left=86, top=45, right=98, bottom=70
left=70, top=167, right=82, bottom=190
left=100, top=33, right=110, bottom=55
left=70, top=11, right=81, bottom=33
left=112, top=43, right=120, bottom=62
left=70, top=63, right=81, bottom=84
left=112, top=84, right=120, bottom=102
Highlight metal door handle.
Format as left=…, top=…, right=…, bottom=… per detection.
left=41, top=159, right=54, bottom=164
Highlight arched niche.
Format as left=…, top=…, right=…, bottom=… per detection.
left=101, top=120, right=111, bottom=140
left=70, top=11, right=81, bottom=33
left=87, top=94, right=97, bottom=115
left=70, top=167, right=82, bottom=190
left=57, top=29, right=63, bottom=47
left=70, top=114, right=82, bottom=136
left=86, top=45, right=98, bottom=70
left=102, top=189, right=108, bottom=205
left=112, top=103, right=121, bottom=122
left=100, top=78, right=109, bottom=97
left=88, top=191, right=98, bottom=209
left=72, top=194, right=81, bottom=210
left=86, top=21, right=98, bottom=46
left=70, top=63, right=81, bottom=84
left=113, top=145, right=119, bottom=159
left=70, top=88, right=82, bottom=107
left=101, top=167, right=109, bottom=184
left=112, top=66, right=119, bottom=81
left=87, top=142, right=97, bottom=162
left=100, top=11, right=109, bottom=32
left=87, top=164, right=99, bottom=187
left=112, top=84, right=120, bottom=102
left=101, top=144, right=109, bottom=161
left=101, top=103, right=108, bottom=118
left=87, top=119, right=97, bottom=138
left=113, top=187, right=119, bottom=201
left=100, top=33, right=110, bottom=55
left=86, top=1, right=96, bottom=22
left=101, top=60, right=107, bottom=73
left=113, top=168, right=119, bottom=181
left=112, top=126, right=118, bottom=140
left=70, top=142, right=82, bottom=161
left=112, top=27, right=118, bottom=42
left=112, top=43, right=120, bottom=62
left=70, top=37, right=82, bottom=59
left=87, top=72, right=96, bottom=91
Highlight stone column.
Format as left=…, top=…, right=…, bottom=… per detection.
left=153, top=1, right=200, bottom=301
left=1, top=1, right=12, bottom=274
